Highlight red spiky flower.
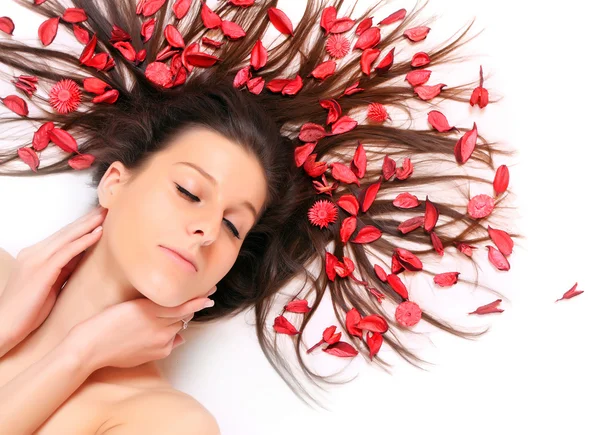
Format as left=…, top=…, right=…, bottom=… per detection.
left=49, top=79, right=82, bottom=114
left=308, top=199, right=338, bottom=228
left=326, top=34, right=350, bottom=58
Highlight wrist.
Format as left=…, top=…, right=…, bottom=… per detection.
left=62, top=327, right=101, bottom=374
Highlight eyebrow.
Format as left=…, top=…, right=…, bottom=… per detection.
left=175, top=161, right=259, bottom=219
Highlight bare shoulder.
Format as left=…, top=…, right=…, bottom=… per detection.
left=98, top=389, right=220, bottom=435
left=0, top=247, right=16, bottom=298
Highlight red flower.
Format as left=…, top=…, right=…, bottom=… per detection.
left=395, top=301, right=422, bottom=327
left=367, top=102, right=389, bottom=122
left=308, top=199, right=338, bottom=229
left=326, top=34, right=350, bottom=58
left=49, top=79, right=82, bottom=114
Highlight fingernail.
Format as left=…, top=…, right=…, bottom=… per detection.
left=202, top=299, right=215, bottom=309
left=174, top=338, right=186, bottom=348
left=92, top=225, right=103, bottom=234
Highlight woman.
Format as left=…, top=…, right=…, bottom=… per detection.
left=0, top=0, right=519, bottom=433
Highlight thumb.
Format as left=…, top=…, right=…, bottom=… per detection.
left=172, top=333, right=185, bottom=349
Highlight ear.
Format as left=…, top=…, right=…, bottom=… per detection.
left=97, top=161, right=133, bottom=208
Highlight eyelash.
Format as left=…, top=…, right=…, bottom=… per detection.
left=175, top=184, right=241, bottom=239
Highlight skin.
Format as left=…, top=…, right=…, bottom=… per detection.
left=12, top=125, right=268, bottom=376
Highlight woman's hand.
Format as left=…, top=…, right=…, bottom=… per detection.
left=69, top=291, right=216, bottom=371
left=0, top=206, right=107, bottom=346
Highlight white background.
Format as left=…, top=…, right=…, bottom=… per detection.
left=0, top=1, right=598, bottom=434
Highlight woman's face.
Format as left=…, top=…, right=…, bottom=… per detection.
left=97, top=126, right=268, bottom=307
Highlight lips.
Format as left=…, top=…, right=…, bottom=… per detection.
left=159, top=245, right=198, bottom=272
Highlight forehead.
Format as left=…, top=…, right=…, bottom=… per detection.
left=159, top=126, right=268, bottom=209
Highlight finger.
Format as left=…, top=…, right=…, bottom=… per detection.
left=40, top=209, right=106, bottom=259
left=168, top=313, right=194, bottom=327
left=155, top=296, right=214, bottom=319
left=44, top=227, right=103, bottom=280
left=50, top=251, right=85, bottom=294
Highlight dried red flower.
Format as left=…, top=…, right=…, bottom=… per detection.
left=395, top=157, right=414, bottom=180
left=221, top=20, right=246, bottom=40
left=351, top=226, right=382, bottom=244
left=326, top=34, right=350, bottom=58
left=330, top=115, right=357, bottom=135
left=395, top=301, right=422, bottom=327
left=331, top=162, right=360, bottom=186
left=360, top=48, right=380, bottom=76
left=32, top=121, right=55, bottom=151
left=48, top=128, right=78, bottom=153
left=354, top=27, right=380, bottom=50
left=273, top=315, right=299, bottom=335
left=337, top=194, right=359, bottom=216
left=454, top=122, right=479, bottom=164
left=0, top=17, right=15, bottom=35
left=375, top=48, right=395, bottom=73
left=18, top=147, right=39, bottom=172
left=250, top=39, right=268, bottom=70
left=406, top=69, right=431, bottom=87
left=379, top=8, right=407, bottom=25
left=434, top=272, right=460, bottom=287
left=73, top=24, right=90, bottom=44
left=351, top=142, right=366, bottom=178
left=361, top=176, right=382, bottom=212
left=340, top=216, right=357, bottom=243
left=322, top=341, right=358, bottom=358
left=393, top=247, right=423, bottom=271
left=470, top=65, right=489, bottom=108
left=267, top=7, right=294, bottom=36
left=319, top=99, right=341, bottom=125
left=294, top=142, right=316, bottom=167
left=414, top=83, right=445, bottom=100
left=246, top=76, right=264, bottom=94
left=467, top=194, right=495, bottom=219
left=487, top=225, right=514, bottom=256
left=468, top=299, right=503, bottom=315
left=366, top=332, right=383, bottom=360
left=308, top=199, right=338, bottom=229
left=427, top=110, right=454, bottom=132
left=310, top=60, right=337, bottom=80
left=1, top=95, right=29, bottom=116
left=387, top=273, right=408, bottom=299
left=200, top=3, right=221, bottom=28
left=284, top=299, right=312, bottom=313
left=357, top=314, right=389, bottom=333
left=397, top=216, right=424, bottom=234
left=423, top=196, right=439, bottom=232
left=493, top=165, right=510, bottom=196
left=367, top=102, right=389, bottom=123
left=62, top=8, right=87, bottom=23
left=173, top=0, right=192, bottom=20
left=145, top=61, right=172, bottom=87
left=141, top=18, right=155, bottom=43
left=393, top=192, right=420, bottom=208
left=382, top=155, right=396, bottom=180
left=486, top=245, right=510, bottom=271
left=356, top=17, right=373, bottom=35
left=92, top=89, right=119, bottom=104
left=49, top=79, right=82, bottom=114
left=404, top=26, right=430, bottom=42
left=38, top=17, right=59, bottom=46
left=411, top=51, right=430, bottom=67
left=68, top=153, right=95, bottom=170
left=555, top=283, right=584, bottom=302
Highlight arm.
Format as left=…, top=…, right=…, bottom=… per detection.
left=100, top=392, right=221, bottom=435
left=0, top=332, right=93, bottom=434
left=0, top=248, right=18, bottom=358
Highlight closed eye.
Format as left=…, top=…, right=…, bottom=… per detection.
left=175, top=184, right=241, bottom=239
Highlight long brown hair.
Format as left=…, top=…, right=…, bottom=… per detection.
left=0, top=0, right=519, bottom=408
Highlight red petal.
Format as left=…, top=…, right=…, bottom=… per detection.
left=454, top=122, right=478, bottom=164
left=68, top=153, right=95, bottom=170
left=351, top=142, right=367, bottom=178
left=375, top=48, right=394, bottom=73
left=113, top=41, right=136, bottom=62
left=556, top=282, right=584, bottom=302
left=145, top=61, right=172, bottom=87
left=357, top=314, right=388, bottom=333
left=92, top=89, right=119, bottom=104
left=427, top=110, right=453, bottom=132
left=273, top=315, right=299, bottom=335
left=247, top=76, right=264, bottom=94
left=141, top=18, right=156, bottom=43
left=329, top=17, right=355, bottom=34
left=366, top=332, right=383, bottom=360
left=62, top=7, right=87, bottom=23
left=487, top=225, right=514, bottom=256
left=299, top=123, right=326, bottom=142
left=337, top=194, right=359, bottom=216
left=356, top=17, right=372, bottom=36
left=32, top=121, right=55, bottom=151
left=404, top=26, right=430, bottom=42
left=79, top=33, right=97, bottom=64
left=173, top=0, right=192, bottom=19
left=486, top=245, right=510, bottom=271
left=468, top=299, right=503, bottom=315
left=310, top=60, right=336, bottom=80
left=430, top=231, right=444, bottom=256
left=360, top=48, right=380, bottom=76
left=434, top=272, right=460, bottom=287
left=141, top=0, right=167, bottom=17
left=221, top=20, right=246, bottom=40
left=393, top=247, right=422, bottom=271
left=395, top=157, right=413, bottom=180
left=1, top=95, right=29, bottom=116
left=109, top=25, right=131, bottom=43
left=294, top=142, right=316, bottom=167
left=354, top=26, right=380, bottom=50
left=0, top=17, right=15, bottom=35
left=393, top=192, right=419, bottom=208
left=382, top=155, right=396, bottom=180
left=185, top=52, right=221, bottom=68
left=362, top=176, right=382, bottom=212
left=38, top=17, right=59, bottom=46
left=281, top=74, right=303, bottom=96
left=342, top=81, right=364, bottom=97
left=395, top=301, right=422, bottom=327
left=229, top=0, right=254, bottom=5
left=379, top=8, right=406, bottom=25
left=320, top=6, right=337, bottom=34
left=49, top=128, right=78, bottom=153
left=250, top=39, right=268, bottom=70
left=331, top=162, right=360, bottom=186
left=387, top=273, right=408, bottom=299
left=18, top=147, right=39, bottom=172
left=200, top=2, right=222, bottom=29
left=467, top=194, right=494, bottom=219
left=83, top=77, right=110, bottom=95
left=323, top=325, right=341, bottom=343
left=351, top=226, right=381, bottom=244
left=406, top=69, right=431, bottom=87
left=164, top=24, right=185, bottom=48
left=303, top=154, right=328, bottom=178
left=414, top=83, right=445, bottom=100
left=325, top=252, right=338, bottom=281
left=391, top=254, right=404, bottom=274
left=411, top=51, right=430, bottom=67
left=345, top=308, right=363, bottom=338
left=455, top=242, right=477, bottom=257
left=323, top=341, right=358, bottom=357
left=201, top=37, right=223, bottom=48
left=72, top=24, right=90, bottom=44
left=233, top=65, right=251, bottom=88
left=319, top=99, right=341, bottom=125
left=284, top=299, right=312, bottom=313
left=397, top=216, right=424, bottom=234
left=330, top=115, right=357, bottom=135
left=493, top=165, right=510, bottom=196
left=340, top=216, right=357, bottom=243
left=423, top=196, right=439, bottom=232
left=267, top=7, right=294, bottom=36
left=374, top=264, right=387, bottom=282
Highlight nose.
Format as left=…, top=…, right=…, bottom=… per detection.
left=189, top=210, right=222, bottom=246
